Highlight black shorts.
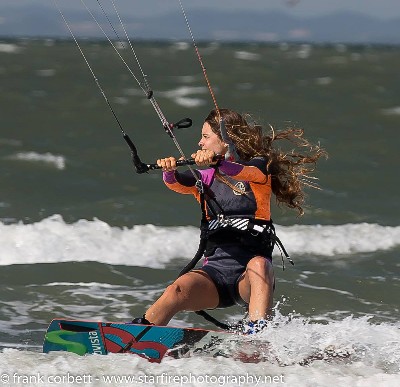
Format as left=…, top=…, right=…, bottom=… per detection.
left=198, top=244, right=273, bottom=308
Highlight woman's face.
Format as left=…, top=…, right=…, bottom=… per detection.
left=198, top=122, right=226, bottom=155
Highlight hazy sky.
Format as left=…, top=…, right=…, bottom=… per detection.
left=2, top=0, right=400, bottom=19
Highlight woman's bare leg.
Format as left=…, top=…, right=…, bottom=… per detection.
left=237, top=256, right=275, bottom=321
left=144, top=270, right=219, bottom=326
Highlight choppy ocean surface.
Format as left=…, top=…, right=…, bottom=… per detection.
left=0, top=34, right=400, bottom=386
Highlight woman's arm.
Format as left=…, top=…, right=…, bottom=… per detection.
left=218, top=157, right=268, bottom=183
left=163, top=170, right=198, bottom=195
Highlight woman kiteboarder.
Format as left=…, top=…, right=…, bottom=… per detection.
left=133, top=108, right=327, bottom=334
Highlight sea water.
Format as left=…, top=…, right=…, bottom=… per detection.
left=0, top=37, right=399, bottom=386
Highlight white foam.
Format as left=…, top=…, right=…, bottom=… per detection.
left=0, top=216, right=399, bottom=268
left=381, top=106, right=400, bottom=115
left=7, top=152, right=66, bottom=170
left=296, top=44, right=312, bottom=59
left=277, top=222, right=400, bottom=257
left=258, top=312, right=400, bottom=375
left=159, top=86, right=208, bottom=108
left=315, top=76, right=333, bottom=85
left=123, top=85, right=208, bottom=107
left=0, top=43, right=21, bottom=54
left=174, top=96, right=206, bottom=108
left=0, top=314, right=399, bottom=385
left=0, top=215, right=197, bottom=268
left=172, top=41, right=190, bottom=50
left=234, top=51, right=261, bottom=61
left=36, top=69, right=56, bottom=77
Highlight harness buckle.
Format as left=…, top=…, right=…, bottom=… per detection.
left=217, top=213, right=230, bottom=226
left=195, top=180, right=204, bottom=194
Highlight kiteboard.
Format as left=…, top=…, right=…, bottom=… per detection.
left=43, top=319, right=239, bottom=363
left=44, top=319, right=351, bottom=365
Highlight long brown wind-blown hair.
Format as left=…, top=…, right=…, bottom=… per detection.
left=205, top=108, right=328, bottom=215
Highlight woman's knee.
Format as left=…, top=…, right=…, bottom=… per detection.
left=160, top=272, right=219, bottom=311
left=163, top=281, right=187, bottom=305
left=246, top=256, right=275, bottom=287
left=247, top=256, right=273, bottom=275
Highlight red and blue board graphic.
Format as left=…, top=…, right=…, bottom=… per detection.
left=43, top=319, right=224, bottom=362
